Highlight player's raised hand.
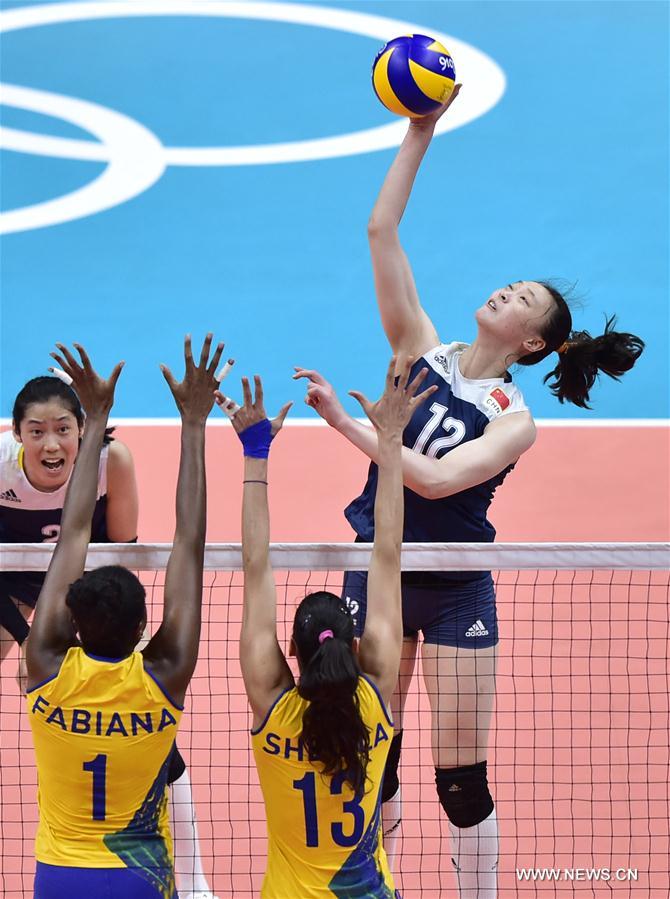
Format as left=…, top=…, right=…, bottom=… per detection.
left=292, top=366, right=348, bottom=429
left=160, top=333, right=224, bottom=424
left=215, top=376, right=292, bottom=438
left=50, top=343, right=123, bottom=418
left=409, top=82, right=462, bottom=132
left=349, top=355, right=437, bottom=436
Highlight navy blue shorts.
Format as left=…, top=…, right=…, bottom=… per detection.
left=0, top=573, right=40, bottom=643
left=34, top=862, right=177, bottom=899
left=342, top=571, right=498, bottom=649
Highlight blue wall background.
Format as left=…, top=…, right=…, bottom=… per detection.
left=2, top=0, right=668, bottom=418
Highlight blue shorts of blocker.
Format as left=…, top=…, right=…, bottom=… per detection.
left=34, top=862, right=177, bottom=899
left=342, top=570, right=499, bottom=649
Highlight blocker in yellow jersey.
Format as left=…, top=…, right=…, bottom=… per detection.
left=252, top=674, right=397, bottom=898
left=27, top=646, right=182, bottom=887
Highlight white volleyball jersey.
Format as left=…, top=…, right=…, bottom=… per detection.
left=0, top=430, right=109, bottom=544
left=345, top=342, right=530, bottom=546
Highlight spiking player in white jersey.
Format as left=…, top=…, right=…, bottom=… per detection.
left=296, top=86, right=644, bottom=897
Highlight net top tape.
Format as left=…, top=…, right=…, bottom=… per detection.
left=2, top=542, right=668, bottom=571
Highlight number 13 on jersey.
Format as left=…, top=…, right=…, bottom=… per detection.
left=293, top=771, right=365, bottom=848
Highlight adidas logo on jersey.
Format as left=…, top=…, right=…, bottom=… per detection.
left=0, top=488, right=21, bottom=503
left=465, top=619, right=489, bottom=637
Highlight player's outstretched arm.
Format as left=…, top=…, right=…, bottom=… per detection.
left=368, top=87, right=461, bottom=358
left=216, top=377, right=293, bottom=727
left=352, top=357, right=437, bottom=705
left=27, top=344, right=124, bottom=689
left=142, top=334, right=223, bottom=706
left=294, top=366, right=535, bottom=499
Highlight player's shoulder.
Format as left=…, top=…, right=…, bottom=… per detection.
left=418, top=341, right=529, bottom=416
left=420, top=340, right=467, bottom=372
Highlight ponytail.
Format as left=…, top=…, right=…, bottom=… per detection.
left=516, top=283, right=644, bottom=409
left=293, top=592, right=371, bottom=794
left=542, top=315, right=644, bottom=409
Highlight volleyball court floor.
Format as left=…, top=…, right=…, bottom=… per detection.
left=1, top=426, right=668, bottom=897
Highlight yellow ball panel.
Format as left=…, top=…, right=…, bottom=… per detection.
left=373, top=48, right=417, bottom=117
left=427, top=40, right=450, bottom=56
left=407, top=58, right=456, bottom=104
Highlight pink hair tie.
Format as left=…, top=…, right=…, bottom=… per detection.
left=318, top=629, right=334, bottom=644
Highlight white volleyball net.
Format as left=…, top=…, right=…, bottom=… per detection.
left=1, top=542, right=668, bottom=897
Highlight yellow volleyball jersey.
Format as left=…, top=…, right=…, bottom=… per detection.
left=252, top=674, right=397, bottom=898
left=27, top=647, right=182, bottom=882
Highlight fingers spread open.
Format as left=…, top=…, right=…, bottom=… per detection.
left=348, top=389, right=371, bottom=415
left=108, top=361, right=125, bottom=389
left=199, top=333, right=213, bottom=368
left=208, top=342, right=226, bottom=378
left=274, top=401, right=293, bottom=428
left=406, top=366, right=429, bottom=397
left=55, top=344, right=81, bottom=374
left=184, top=334, right=193, bottom=367
left=412, top=383, right=439, bottom=408
left=48, top=366, right=73, bottom=386
left=254, top=375, right=264, bottom=408
left=241, top=376, right=253, bottom=408
left=73, top=343, right=93, bottom=373
left=215, top=358, right=234, bottom=383
left=160, top=364, right=177, bottom=391
left=384, top=356, right=398, bottom=391
left=50, top=352, right=70, bottom=374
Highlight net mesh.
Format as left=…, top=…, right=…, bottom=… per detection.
left=1, top=543, right=668, bottom=897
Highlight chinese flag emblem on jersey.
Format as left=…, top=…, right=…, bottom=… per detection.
left=490, top=388, right=510, bottom=410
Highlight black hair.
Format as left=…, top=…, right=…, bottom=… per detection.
left=293, top=591, right=370, bottom=794
left=516, top=282, right=644, bottom=409
left=12, top=376, right=115, bottom=443
left=66, top=566, right=146, bottom=657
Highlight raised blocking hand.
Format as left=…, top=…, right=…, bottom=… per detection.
left=50, top=343, right=123, bottom=418
left=349, top=355, right=437, bottom=437
left=160, top=333, right=224, bottom=424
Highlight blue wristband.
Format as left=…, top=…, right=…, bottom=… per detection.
left=239, top=419, right=273, bottom=459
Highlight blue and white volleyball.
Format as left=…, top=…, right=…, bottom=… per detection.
left=372, top=34, right=456, bottom=118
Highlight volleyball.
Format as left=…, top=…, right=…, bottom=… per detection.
left=372, top=34, right=456, bottom=118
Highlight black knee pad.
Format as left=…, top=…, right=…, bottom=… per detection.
left=381, top=729, right=403, bottom=803
left=435, top=761, right=494, bottom=828
left=167, top=743, right=186, bottom=785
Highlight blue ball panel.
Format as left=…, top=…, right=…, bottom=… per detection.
left=409, top=44, right=456, bottom=79
left=386, top=46, right=440, bottom=116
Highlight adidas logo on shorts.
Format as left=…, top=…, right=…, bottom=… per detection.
left=465, top=619, right=489, bottom=637
left=0, top=488, right=21, bottom=503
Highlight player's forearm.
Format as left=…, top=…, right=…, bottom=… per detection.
left=174, top=421, right=207, bottom=551
left=335, top=414, right=444, bottom=498
left=372, top=434, right=404, bottom=558
left=368, top=125, right=434, bottom=232
left=32, top=414, right=108, bottom=642
left=242, top=457, right=271, bottom=573
left=59, top=414, right=109, bottom=537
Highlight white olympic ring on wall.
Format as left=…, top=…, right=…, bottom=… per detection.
left=0, top=1, right=506, bottom=234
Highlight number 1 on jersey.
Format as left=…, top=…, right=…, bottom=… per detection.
left=83, top=753, right=107, bottom=821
